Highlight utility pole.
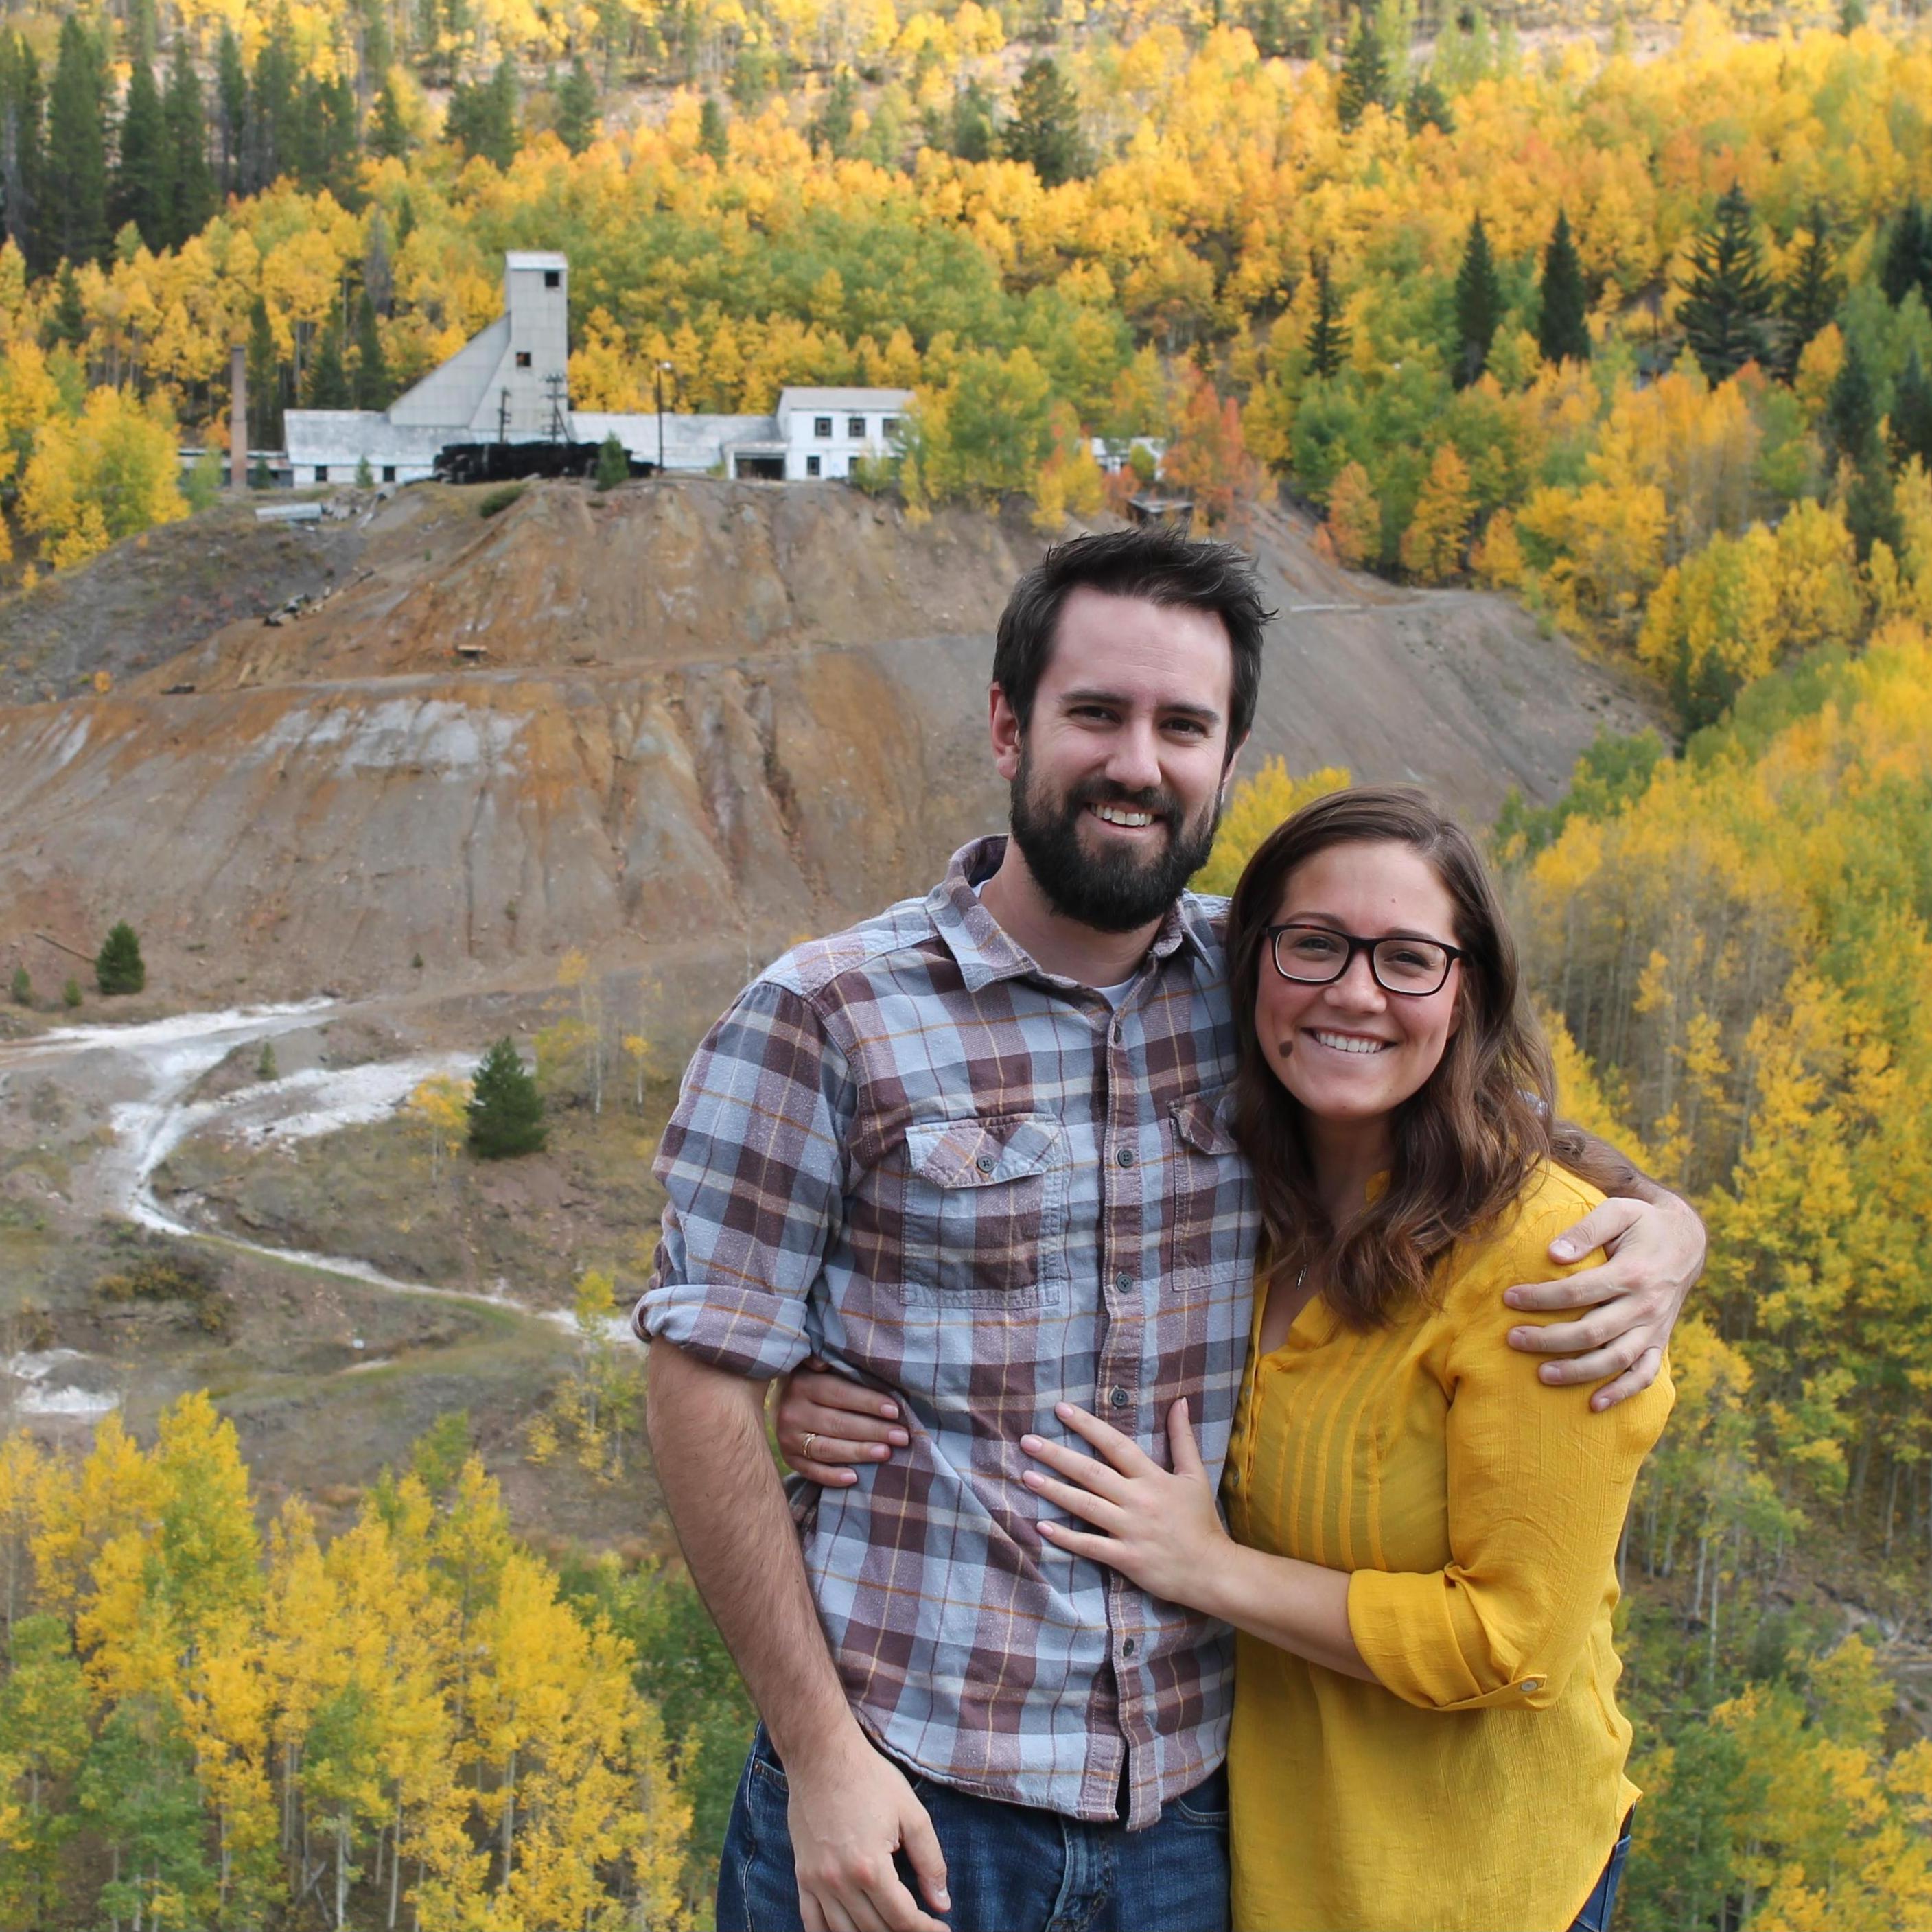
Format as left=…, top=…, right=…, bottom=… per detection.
left=656, top=360, right=674, bottom=471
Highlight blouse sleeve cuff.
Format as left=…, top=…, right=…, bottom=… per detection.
left=1347, top=1569, right=1553, bottom=1712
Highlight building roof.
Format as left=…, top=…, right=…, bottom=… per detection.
left=386, top=316, right=513, bottom=429
left=504, top=250, right=569, bottom=270
left=572, top=412, right=779, bottom=462
left=776, top=386, right=914, bottom=416
left=283, top=412, right=456, bottom=465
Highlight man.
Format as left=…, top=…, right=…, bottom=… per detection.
left=641, top=527, right=1701, bottom=1932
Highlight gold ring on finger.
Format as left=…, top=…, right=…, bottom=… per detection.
left=802, top=1432, right=818, bottom=1458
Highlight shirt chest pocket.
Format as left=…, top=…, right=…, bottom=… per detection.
left=1163, top=1086, right=1250, bottom=1286
left=893, top=1113, right=1071, bottom=1305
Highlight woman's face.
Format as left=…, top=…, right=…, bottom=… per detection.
left=1254, top=840, right=1464, bottom=1128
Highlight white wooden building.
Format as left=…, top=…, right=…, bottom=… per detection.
left=281, top=249, right=915, bottom=489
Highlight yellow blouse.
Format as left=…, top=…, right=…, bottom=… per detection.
left=1222, top=1163, right=1673, bottom=1932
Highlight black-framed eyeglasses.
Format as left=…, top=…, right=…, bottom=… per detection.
left=1266, top=922, right=1463, bottom=997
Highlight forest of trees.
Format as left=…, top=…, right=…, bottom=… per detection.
left=0, top=0, right=1928, bottom=567
left=3, top=0, right=1932, bottom=1922
left=0, top=1398, right=696, bottom=1928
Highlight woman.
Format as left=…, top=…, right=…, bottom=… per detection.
left=1016, top=787, right=1668, bottom=1931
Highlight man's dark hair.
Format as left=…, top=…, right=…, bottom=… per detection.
left=992, top=526, right=1272, bottom=757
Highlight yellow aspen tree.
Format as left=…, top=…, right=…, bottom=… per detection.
left=30, top=1410, right=167, bottom=1623
left=154, top=1392, right=262, bottom=1651
left=182, top=1625, right=279, bottom=1921
left=1192, top=757, right=1351, bottom=896
left=261, top=1500, right=345, bottom=1870
left=0, top=1434, right=51, bottom=1637
left=1323, top=461, right=1381, bottom=570
left=1470, top=507, right=1526, bottom=588
left=1398, top=442, right=1476, bottom=581
left=408, top=1075, right=472, bottom=1193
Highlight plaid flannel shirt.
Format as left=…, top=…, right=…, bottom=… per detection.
left=638, top=835, right=1259, bottom=1827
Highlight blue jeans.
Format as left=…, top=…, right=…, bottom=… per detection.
left=718, top=1726, right=1231, bottom=1932
left=1567, top=1811, right=1633, bottom=1932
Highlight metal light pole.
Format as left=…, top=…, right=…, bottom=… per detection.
left=655, top=360, right=674, bottom=472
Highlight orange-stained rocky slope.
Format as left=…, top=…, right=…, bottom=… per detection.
left=0, top=480, right=1659, bottom=1013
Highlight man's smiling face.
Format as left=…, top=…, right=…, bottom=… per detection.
left=994, top=587, right=1237, bottom=934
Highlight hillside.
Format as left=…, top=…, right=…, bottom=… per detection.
left=0, top=479, right=1656, bottom=1026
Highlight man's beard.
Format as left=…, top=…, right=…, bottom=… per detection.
left=1007, top=748, right=1222, bottom=935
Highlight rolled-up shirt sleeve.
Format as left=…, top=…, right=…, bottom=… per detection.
left=635, top=975, right=854, bottom=1381
left=1347, top=1200, right=1675, bottom=1713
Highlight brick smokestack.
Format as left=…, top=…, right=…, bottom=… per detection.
left=230, top=342, right=247, bottom=496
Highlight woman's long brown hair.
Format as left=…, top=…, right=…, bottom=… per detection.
left=1226, top=787, right=1555, bottom=1327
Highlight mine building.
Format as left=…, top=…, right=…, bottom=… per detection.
left=274, top=250, right=911, bottom=488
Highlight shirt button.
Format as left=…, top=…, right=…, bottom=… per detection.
left=1116, top=1146, right=1135, bottom=1167
left=1115, top=1271, right=1132, bottom=1292
left=1520, top=1678, right=1542, bottom=1693
left=1110, top=1386, right=1130, bottom=1409
left=975, top=1154, right=995, bottom=1174
left=1121, top=1637, right=1138, bottom=1658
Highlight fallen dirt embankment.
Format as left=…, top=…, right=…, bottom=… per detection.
left=0, top=480, right=1660, bottom=1017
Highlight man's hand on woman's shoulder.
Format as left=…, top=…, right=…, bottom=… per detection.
left=1503, top=1191, right=1706, bottom=1411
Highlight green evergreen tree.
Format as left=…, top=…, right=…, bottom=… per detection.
left=1892, top=349, right=1932, bottom=472
left=481, top=58, right=520, bottom=167
left=352, top=290, right=389, bottom=407
left=1537, top=207, right=1590, bottom=365
left=1677, top=183, right=1775, bottom=384
left=1305, top=256, right=1349, bottom=379
left=1002, top=56, right=1086, bottom=187
left=48, top=257, right=86, bottom=349
left=1404, top=69, right=1452, bottom=134
left=1336, top=16, right=1390, bottom=131
left=95, top=921, right=146, bottom=997
left=697, top=93, right=728, bottom=164
left=1879, top=200, right=1931, bottom=310
left=46, top=16, right=108, bottom=266
left=1778, top=205, right=1841, bottom=369
left=3, top=37, right=51, bottom=275
left=949, top=78, right=996, bottom=161
left=61, top=977, right=82, bottom=1009
left=467, top=1037, right=546, bottom=1158
left=808, top=68, right=858, bottom=159
left=257, top=1040, right=278, bottom=1081
left=596, top=431, right=629, bottom=489
left=1826, top=336, right=1881, bottom=469
left=554, top=54, right=596, bottom=152
left=362, top=0, right=393, bottom=85
left=1250, top=0, right=1291, bottom=58
left=9, top=965, right=29, bottom=1004
left=1826, top=339, right=1899, bottom=559
left=246, top=294, right=284, bottom=447
left=163, top=36, right=213, bottom=246
left=448, top=59, right=518, bottom=168
left=245, top=6, right=297, bottom=192
left=1451, top=211, right=1502, bottom=389
left=363, top=206, right=393, bottom=313
left=215, top=24, right=247, bottom=192
left=113, top=52, right=170, bottom=251
left=302, top=315, right=352, bottom=408
left=371, top=71, right=411, bottom=159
